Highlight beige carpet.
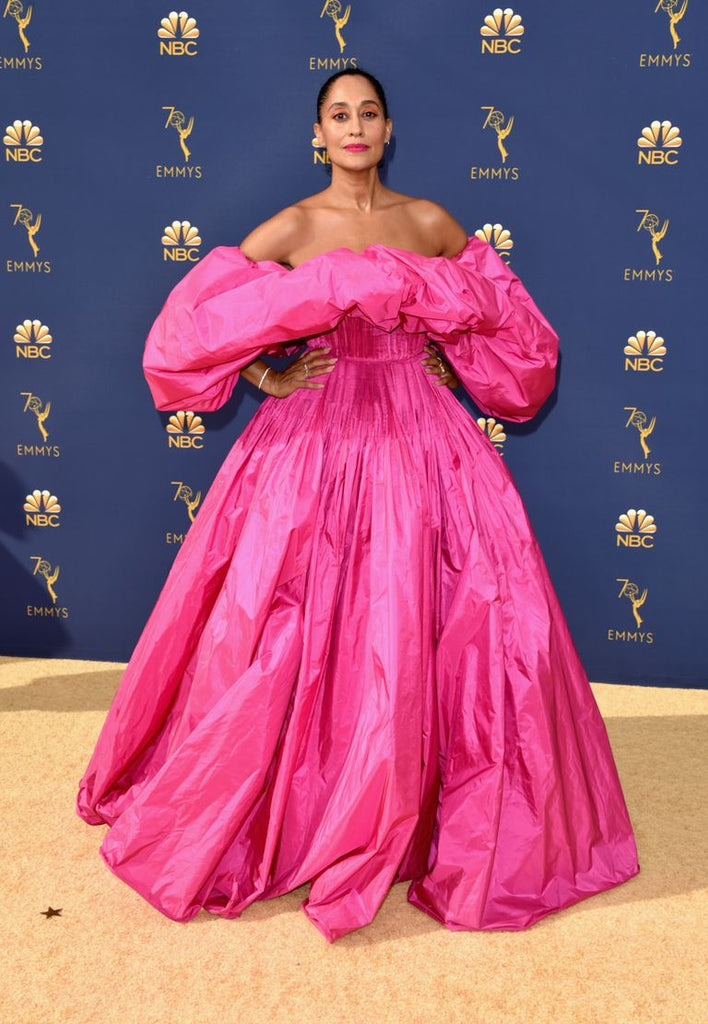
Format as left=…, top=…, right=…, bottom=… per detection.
left=1, top=655, right=705, bottom=1024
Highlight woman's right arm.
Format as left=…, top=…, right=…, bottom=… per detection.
left=237, top=207, right=301, bottom=391
left=237, top=206, right=338, bottom=396
left=239, top=205, right=305, bottom=266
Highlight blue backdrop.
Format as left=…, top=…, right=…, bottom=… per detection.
left=2, top=2, right=705, bottom=687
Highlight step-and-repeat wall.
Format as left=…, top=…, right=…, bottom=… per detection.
left=2, top=4, right=705, bottom=687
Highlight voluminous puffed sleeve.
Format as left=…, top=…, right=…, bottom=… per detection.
left=142, top=236, right=559, bottom=421
left=397, top=238, right=559, bottom=422
left=142, top=247, right=309, bottom=411
left=143, top=243, right=418, bottom=411
left=142, top=243, right=416, bottom=411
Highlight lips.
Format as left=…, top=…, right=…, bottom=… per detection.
left=344, top=144, right=369, bottom=151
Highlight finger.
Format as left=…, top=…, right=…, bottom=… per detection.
left=306, top=359, right=338, bottom=370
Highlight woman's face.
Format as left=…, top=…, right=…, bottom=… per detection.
left=314, top=75, right=391, bottom=168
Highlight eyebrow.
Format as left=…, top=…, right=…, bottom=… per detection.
left=326, top=99, right=381, bottom=112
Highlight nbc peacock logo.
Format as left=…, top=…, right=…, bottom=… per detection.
left=158, top=10, right=199, bottom=55
left=480, top=8, right=524, bottom=54
left=14, top=318, right=52, bottom=358
left=476, top=417, right=507, bottom=454
left=637, top=120, right=682, bottom=165
left=162, top=220, right=201, bottom=262
left=624, top=330, right=666, bottom=372
left=4, top=119, right=42, bottom=161
left=474, top=223, right=513, bottom=263
left=166, top=411, right=205, bottom=449
left=615, top=507, right=657, bottom=549
left=24, top=489, right=61, bottom=527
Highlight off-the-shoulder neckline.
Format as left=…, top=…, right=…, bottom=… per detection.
left=241, top=235, right=480, bottom=274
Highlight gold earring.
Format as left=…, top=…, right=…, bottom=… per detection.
left=312, top=137, right=325, bottom=148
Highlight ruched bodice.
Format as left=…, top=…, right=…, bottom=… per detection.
left=306, top=315, right=427, bottom=362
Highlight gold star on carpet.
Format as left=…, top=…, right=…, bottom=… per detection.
left=40, top=906, right=62, bottom=918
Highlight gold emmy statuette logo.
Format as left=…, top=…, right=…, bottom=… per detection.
left=30, top=555, right=59, bottom=603
left=172, top=480, right=202, bottom=521
left=617, top=577, right=648, bottom=629
left=163, top=106, right=194, bottom=163
left=615, top=507, right=657, bottom=548
left=637, top=120, right=682, bottom=165
left=20, top=390, right=50, bottom=440
left=482, top=106, right=514, bottom=163
left=24, top=488, right=61, bottom=527
left=624, top=330, right=666, bottom=372
left=613, top=404, right=661, bottom=475
left=472, top=108, right=519, bottom=181
left=3, top=0, right=33, bottom=54
left=656, top=0, right=688, bottom=50
left=10, top=202, right=41, bottom=254
left=475, top=223, right=513, bottom=263
left=480, top=7, right=524, bottom=54
left=476, top=416, right=507, bottom=454
left=320, top=1, right=351, bottom=54
left=14, top=318, right=52, bottom=358
left=614, top=403, right=663, bottom=475
left=162, top=220, right=201, bottom=262
left=640, top=1, right=690, bottom=68
left=637, top=208, right=669, bottom=267
left=607, top=577, right=654, bottom=643
left=166, top=411, right=205, bottom=449
left=158, top=10, right=199, bottom=56
left=624, top=406, right=656, bottom=459
left=4, top=119, right=42, bottom=161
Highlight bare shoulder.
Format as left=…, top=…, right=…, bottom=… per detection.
left=408, top=197, right=468, bottom=257
left=238, top=205, right=308, bottom=264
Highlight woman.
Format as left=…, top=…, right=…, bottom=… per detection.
left=76, top=69, right=640, bottom=943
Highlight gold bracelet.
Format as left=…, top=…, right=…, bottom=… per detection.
left=257, top=366, right=271, bottom=390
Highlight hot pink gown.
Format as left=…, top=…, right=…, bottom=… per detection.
left=76, top=236, right=640, bottom=941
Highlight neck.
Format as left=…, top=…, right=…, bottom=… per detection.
left=325, top=167, right=385, bottom=213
